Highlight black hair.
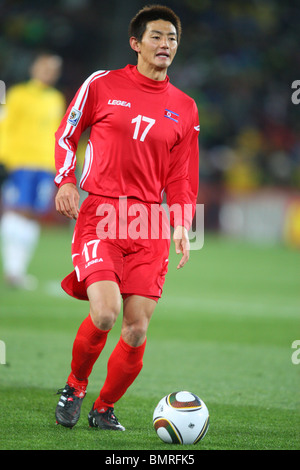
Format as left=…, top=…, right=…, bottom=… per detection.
left=129, top=4, right=182, bottom=44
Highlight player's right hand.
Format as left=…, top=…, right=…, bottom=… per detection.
left=55, top=183, right=80, bottom=220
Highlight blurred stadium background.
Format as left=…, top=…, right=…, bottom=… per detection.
left=1, top=0, right=300, bottom=246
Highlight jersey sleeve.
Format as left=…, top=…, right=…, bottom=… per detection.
left=54, top=71, right=104, bottom=187
left=165, top=100, right=199, bottom=230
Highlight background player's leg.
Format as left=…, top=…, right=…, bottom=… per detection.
left=1, top=170, right=55, bottom=289
left=1, top=210, right=40, bottom=288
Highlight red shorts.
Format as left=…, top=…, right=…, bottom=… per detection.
left=61, top=194, right=170, bottom=302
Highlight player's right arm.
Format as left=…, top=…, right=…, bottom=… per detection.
left=54, top=84, right=94, bottom=188
left=54, top=71, right=106, bottom=219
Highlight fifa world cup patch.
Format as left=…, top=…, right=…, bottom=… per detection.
left=67, top=107, right=82, bottom=126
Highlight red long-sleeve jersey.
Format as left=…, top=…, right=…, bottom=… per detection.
left=54, top=64, right=199, bottom=228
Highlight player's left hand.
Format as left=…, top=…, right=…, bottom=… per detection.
left=173, top=225, right=190, bottom=269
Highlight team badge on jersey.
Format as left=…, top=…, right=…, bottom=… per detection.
left=67, top=107, right=82, bottom=126
left=164, top=109, right=179, bottom=123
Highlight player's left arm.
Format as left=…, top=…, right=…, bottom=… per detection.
left=165, top=100, right=200, bottom=269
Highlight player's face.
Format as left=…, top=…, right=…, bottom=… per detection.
left=135, top=20, right=178, bottom=74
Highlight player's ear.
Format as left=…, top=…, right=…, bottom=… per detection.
left=129, top=37, right=141, bottom=54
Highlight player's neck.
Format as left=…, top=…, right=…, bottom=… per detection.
left=136, top=63, right=168, bottom=82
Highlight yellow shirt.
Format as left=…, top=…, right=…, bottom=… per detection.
left=0, top=79, right=65, bottom=171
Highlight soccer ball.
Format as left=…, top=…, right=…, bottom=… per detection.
left=153, top=391, right=209, bottom=445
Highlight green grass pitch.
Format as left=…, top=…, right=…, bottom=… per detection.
left=0, top=226, right=299, bottom=450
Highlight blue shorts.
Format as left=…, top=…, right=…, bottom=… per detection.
left=2, top=168, right=56, bottom=214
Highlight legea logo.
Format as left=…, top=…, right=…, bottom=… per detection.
left=108, top=99, right=131, bottom=108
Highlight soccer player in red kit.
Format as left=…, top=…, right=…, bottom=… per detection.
left=54, top=5, right=199, bottom=430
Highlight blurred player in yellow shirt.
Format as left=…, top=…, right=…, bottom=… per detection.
left=0, top=53, right=65, bottom=288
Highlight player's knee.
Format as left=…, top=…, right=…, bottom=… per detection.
left=90, top=301, right=120, bottom=331
left=87, top=280, right=121, bottom=331
left=121, top=319, right=148, bottom=347
left=122, top=297, right=156, bottom=346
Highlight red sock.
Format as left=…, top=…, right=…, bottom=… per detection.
left=94, top=336, right=146, bottom=411
left=69, top=314, right=109, bottom=385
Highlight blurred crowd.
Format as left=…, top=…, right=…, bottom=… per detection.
left=1, top=0, right=299, bottom=195
left=173, top=0, right=299, bottom=195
